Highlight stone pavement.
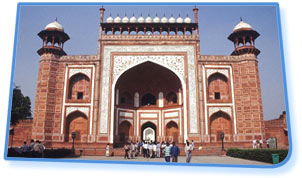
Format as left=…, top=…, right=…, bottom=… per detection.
left=68, top=155, right=271, bottom=165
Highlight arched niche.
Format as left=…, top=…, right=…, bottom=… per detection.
left=68, top=73, right=90, bottom=101
left=209, top=111, right=232, bottom=142
left=64, top=111, right=88, bottom=142
left=208, top=72, right=230, bottom=102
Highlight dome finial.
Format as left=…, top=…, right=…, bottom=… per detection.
left=240, top=17, right=243, bottom=22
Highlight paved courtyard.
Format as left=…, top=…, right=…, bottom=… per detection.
left=68, top=155, right=271, bottom=165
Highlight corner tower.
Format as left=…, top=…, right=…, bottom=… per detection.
left=32, top=20, right=70, bottom=142
left=228, top=19, right=265, bottom=144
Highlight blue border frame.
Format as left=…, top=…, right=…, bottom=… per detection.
left=3, top=2, right=292, bottom=169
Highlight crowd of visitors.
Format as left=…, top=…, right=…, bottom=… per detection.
left=122, top=139, right=194, bottom=163
left=19, top=139, right=45, bottom=157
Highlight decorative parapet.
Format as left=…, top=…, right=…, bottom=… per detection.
left=200, top=54, right=257, bottom=62
left=60, top=55, right=98, bottom=61
left=101, top=34, right=198, bottom=41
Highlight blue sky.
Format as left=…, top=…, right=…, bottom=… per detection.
left=13, top=3, right=285, bottom=120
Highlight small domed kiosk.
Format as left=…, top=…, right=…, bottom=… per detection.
left=228, top=18, right=260, bottom=56
left=37, top=19, right=69, bottom=56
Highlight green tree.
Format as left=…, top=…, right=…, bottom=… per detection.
left=10, top=86, right=32, bottom=147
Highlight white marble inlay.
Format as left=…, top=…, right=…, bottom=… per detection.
left=208, top=107, right=232, bottom=117
left=159, top=92, right=164, bottom=108
left=69, top=68, right=91, bottom=79
left=66, top=106, right=89, bottom=117
left=141, top=119, right=157, bottom=126
left=141, top=113, right=157, bottom=118
left=119, top=118, right=133, bottom=125
left=113, top=55, right=185, bottom=81
left=134, top=92, right=139, bottom=107
left=120, top=111, right=133, bottom=118
left=164, top=112, right=178, bottom=118
left=101, top=45, right=197, bottom=141
left=206, top=69, right=229, bottom=78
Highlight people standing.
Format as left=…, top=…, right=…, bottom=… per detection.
left=259, top=139, right=263, bottom=149
left=252, top=139, right=257, bottom=149
left=29, top=139, right=35, bottom=151
left=138, top=140, right=143, bottom=154
left=21, top=141, right=28, bottom=156
left=161, top=141, right=166, bottom=158
left=185, top=140, right=193, bottom=163
left=191, top=140, right=195, bottom=151
left=152, top=142, right=157, bottom=158
left=156, top=142, right=161, bottom=158
left=148, top=141, right=153, bottom=158
left=130, top=142, right=135, bottom=159
left=106, top=143, right=110, bottom=157
left=171, top=142, right=180, bottom=162
left=143, top=141, right=148, bottom=158
left=164, top=142, right=171, bottom=162
left=266, top=138, right=270, bottom=148
left=124, top=143, right=130, bottom=159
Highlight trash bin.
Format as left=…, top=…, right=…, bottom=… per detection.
left=272, top=154, right=279, bottom=164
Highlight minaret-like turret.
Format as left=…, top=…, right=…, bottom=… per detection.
left=228, top=19, right=260, bottom=56
left=37, top=20, right=70, bottom=56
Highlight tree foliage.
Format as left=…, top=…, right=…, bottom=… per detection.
left=10, top=86, right=32, bottom=126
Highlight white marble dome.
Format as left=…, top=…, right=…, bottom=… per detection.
left=114, top=15, right=121, bottom=23
left=176, top=16, right=184, bottom=23
left=122, top=16, right=129, bottom=23
left=233, top=20, right=253, bottom=31
left=106, top=15, right=114, bottom=23
left=137, top=15, right=144, bottom=23
left=153, top=15, right=160, bottom=23
left=169, top=16, right=176, bottom=23
left=145, top=15, right=152, bottom=23
left=130, top=15, right=136, bottom=23
left=45, top=21, right=64, bottom=31
left=184, top=15, right=192, bottom=23
left=161, top=15, right=168, bottom=23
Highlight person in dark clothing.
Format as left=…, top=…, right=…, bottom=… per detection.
left=124, top=143, right=130, bottom=159
left=170, top=142, right=180, bottom=162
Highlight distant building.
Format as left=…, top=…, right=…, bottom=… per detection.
left=9, top=7, right=287, bottom=155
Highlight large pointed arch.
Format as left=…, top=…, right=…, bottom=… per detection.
left=110, top=59, right=187, bottom=143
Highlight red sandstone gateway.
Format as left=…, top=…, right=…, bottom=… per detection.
left=8, top=6, right=288, bottom=156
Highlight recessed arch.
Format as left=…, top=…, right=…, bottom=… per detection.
left=208, top=72, right=230, bottom=102
left=209, top=111, right=232, bottom=142
left=165, top=121, right=179, bottom=143
left=141, top=93, right=156, bottom=106
left=166, top=91, right=178, bottom=105
left=110, top=57, right=188, bottom=144
left=64, top=111, right=88, bottom=142
left=208, top=72, right=228, bottom=81
left=68, top=73, right=90, bottom=100
left=118, top=120, right=133, bottom=143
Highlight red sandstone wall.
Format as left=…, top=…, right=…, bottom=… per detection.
left=264, top=112, right=288, bottom=148
left=8, top=120, right=33, bottom=147
left=232, top=60, right=264, bottom=142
